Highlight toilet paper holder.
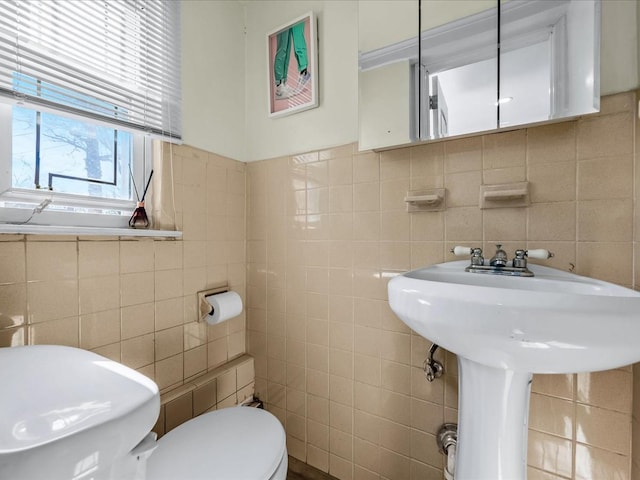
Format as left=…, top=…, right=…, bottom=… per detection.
left=197, top=285, right=229, bottom=322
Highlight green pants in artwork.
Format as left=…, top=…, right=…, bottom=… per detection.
left=274, top=22, right=308, bottom=84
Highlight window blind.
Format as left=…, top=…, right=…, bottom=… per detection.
left=0, top=0, right=181, bottom=140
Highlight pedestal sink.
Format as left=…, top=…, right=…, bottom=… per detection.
left=387, top=259, right=640, bottom=480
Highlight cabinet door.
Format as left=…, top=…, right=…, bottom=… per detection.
left=499, top=0, right=600, bottom=129
left=419, top=1, right=498, bottom=140
left=358, top=0, right=419, bottom=151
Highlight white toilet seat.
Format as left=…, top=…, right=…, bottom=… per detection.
left=147, top=407, right=287, bottom=480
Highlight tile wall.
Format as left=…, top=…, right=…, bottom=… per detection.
left=247, top=91, right=639, bottom=480
left=0, top=145, right=247, bottom=394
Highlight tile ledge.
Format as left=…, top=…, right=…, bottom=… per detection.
left=0, top=224, right=182, bottom=238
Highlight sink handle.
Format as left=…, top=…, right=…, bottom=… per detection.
left=451, top=246, right=472, bottom=256
left=527, top=249, right=554, bottom=260
left=451, top=246, right=484, bottom=266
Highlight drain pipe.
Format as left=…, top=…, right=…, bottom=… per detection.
left=437, top=423, right=458, bottom=480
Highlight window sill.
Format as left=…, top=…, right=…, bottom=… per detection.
left=0, top=224, right=182, bottom=238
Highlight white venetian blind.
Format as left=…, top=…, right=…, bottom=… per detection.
left=0, top=0, right=181, bottom=139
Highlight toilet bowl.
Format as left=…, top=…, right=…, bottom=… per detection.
left=0, top=345, right=287, bottom=480
left=147, top=407, right=287, bottom=480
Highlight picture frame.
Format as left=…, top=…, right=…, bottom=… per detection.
left=267, top=12, right=318, bottom=118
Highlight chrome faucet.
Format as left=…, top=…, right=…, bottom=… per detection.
left=489, top=244, right=508, bottom=267
left=451, top=244, right=554, bottom=277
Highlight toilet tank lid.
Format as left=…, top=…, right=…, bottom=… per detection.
left=0, top=345, right=159, bottom=453
left=147, top=407, right=286, bottom=480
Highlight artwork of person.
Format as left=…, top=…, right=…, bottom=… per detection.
left=273, top=20, right=311, bottom=99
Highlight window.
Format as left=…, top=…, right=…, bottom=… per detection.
left=0, top=0, right=181, bottom=228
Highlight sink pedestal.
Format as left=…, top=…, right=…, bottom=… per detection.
left=456, top=357, right=533, bottom=480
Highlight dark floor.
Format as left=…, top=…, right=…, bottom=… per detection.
left=286, top=472, right=306, bottom=480
left=287, top=456, right=338, bottom=480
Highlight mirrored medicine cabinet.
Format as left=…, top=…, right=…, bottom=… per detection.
left=358, top=0, right=600, bottom=151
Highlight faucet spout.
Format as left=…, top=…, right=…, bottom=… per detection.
left=490, top=244, right=508, bottom=267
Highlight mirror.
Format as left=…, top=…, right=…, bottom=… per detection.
left=357, top=0, right=600, bottom=151
left=499, top=1, right=600, bottom=129
left=419, top=1, right=498, bottom=140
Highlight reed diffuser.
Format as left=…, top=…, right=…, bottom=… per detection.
left=129, top=170, right=154, bottom=228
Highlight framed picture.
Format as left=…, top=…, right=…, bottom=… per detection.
left=267, top=12, right=318, bottom=118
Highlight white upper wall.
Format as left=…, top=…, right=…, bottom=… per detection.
left=181, top=0, right=638, bottom=162
left=243, top=0, right=359, bottom=161
left=181, top=0, right=246, bottom=161
left=600, top=0, right=639, bottom=95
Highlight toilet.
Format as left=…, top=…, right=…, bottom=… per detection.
left=0, top=345, right=287, bottom=480
left=147, top=407, right=287, bottom=480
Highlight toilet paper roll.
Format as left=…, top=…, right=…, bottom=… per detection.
left=204, top=291, right=243, bottom=325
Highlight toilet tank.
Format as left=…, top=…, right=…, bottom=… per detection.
left=0, top=345, right=160, bottom=480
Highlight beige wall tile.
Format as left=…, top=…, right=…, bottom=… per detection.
left=380, top=389, right=411, bottom=426
left=308, top=445, right=330, bottom=473
left=575, top=443, right=630, bottom=480
left=380, top=149, right=410, bottom=180
left=577, top=369, right=633, bottom=413
left=529, top=393, right=574, bottom=439
left=120, top=272, right=154, bottom=307
left=410, top=429, right=440, bottom=468
left=381, top=179, right=410, bottom=212
left=353, top=152, right=380, bottom=184
left=29, top=316, right=78, bottom=347
left=79, top=275, right=120, bottom=314
left=26, top=242, right=77, bottom=281
left=576, top=404, right=631, bottom=455
left=155, top=269, right=183, bottom=300
left=527, top=430, right=573, bottom=478
left=445, top=207, right=482, bottom=240
left=155, top=241, right=183, bottom=271
left=577, top=242, right=632, bottom=286
left=444, top=137, right=483, bottom=173
left=329, top=157, right=353, bottom=186
left=156, top=325, right=184, bottom=361
left=208, top=336, right=228, bottom=369
left=121, top=302, right=154, bottom=339
left=0, top=242, right=25, bottom=284
left=79, top=241, right=119, bottom=278
left=527, top=122, right=576, bottom=165
left=0, top=283, right=26, bottom=328
left=529, top=162, right=576, bottom=203
left=381, top=360, right=411, bottom=395
left=577, top=112, right=634, bottom=160
left=531, top=373, right=574, bottom=400
left=80, top=309, right=120, bottom=350
left=330, top=400, right=354, bottom=435
left=411, top=398, right=444, bottom=435
left=165, top=392, right=193, bottom=432
left=445, top=171, right=481, bottom=207
left=354, top=438, right=379, bottom=474
left=483, top=130, right=526, bottom=170
left=329, top=453, right=353, bottom=480
left=28, top=279, right=78, bottom=323
left=483, top=207, right=527, bottom=241
left=578, top=199, right=633, bottom=242
left=527, top=203, right=576, bottom=241
left=120, top=241, right=155, bottom=274
left=378, top=447, right=411, bottom=479
left=121, top=333, right=154, bottom=369
left=578, top=156, right=633, bottom=201
left=482, top=166, right=526, bottom=184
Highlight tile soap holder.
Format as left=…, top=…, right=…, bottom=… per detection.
left=404, top=188, right=445, bottom=212
left=480, top=182, right=530, bottom=209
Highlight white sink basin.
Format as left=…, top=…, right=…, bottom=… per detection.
left=387, top=259, right=640, bottom=480
left=388, top=259, right=640, bottom=373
